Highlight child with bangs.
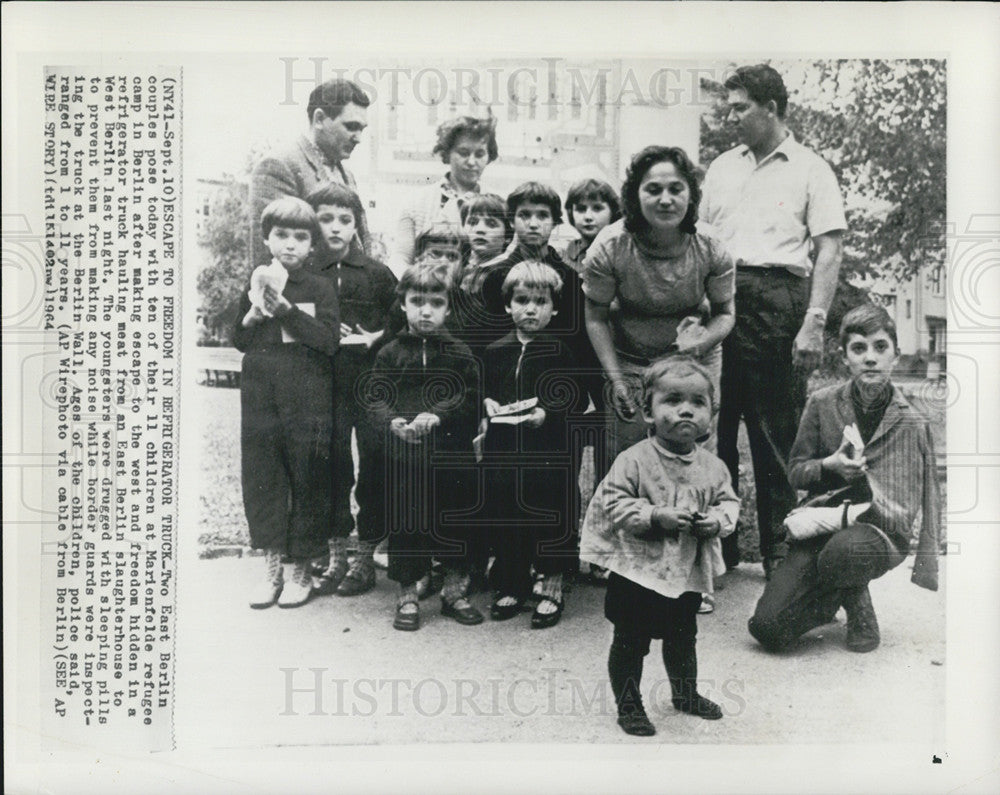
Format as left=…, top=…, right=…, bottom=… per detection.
left=235, top=196, right=339, bottom=610
left=369, top=263, right=483, bottom=631
left=561, top=178, right=622, bottom=272
left=481, top=261, right=581, bottom=629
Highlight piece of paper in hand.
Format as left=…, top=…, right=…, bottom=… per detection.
left=843, top=423, right=865, bottom=457
left=248, top=259, right=289, bottom=316
left=489, top=396, right=538, bottom=425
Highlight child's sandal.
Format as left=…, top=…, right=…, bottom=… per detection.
left=489, top=595, right=523, bottom=621
left=393, top=598, right=420, bottom=632
left=530, top=597, right=564, bottom=629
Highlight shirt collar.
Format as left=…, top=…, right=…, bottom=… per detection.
left=738, top=130, right=799, bottom=167
left=300, top=132, right=341, bottom=173
left=650, top=436, right=698, bottom=463
left=440, top=173, right=480, bottom=204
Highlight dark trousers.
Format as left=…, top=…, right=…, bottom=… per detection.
left=332, top=353, right=386, bottom=544
left=488, top=463, right=575, bottom=599
left=241, top=351, right=333, bottom=560
left=718, top=268, right=809, bottom=563
left=385, top=441, right=473, bottom=587
left=748, top=523, right=896, bottom=650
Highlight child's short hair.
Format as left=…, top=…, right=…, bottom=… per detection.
left=507, top=181, right=563, bottom=225
left=395, top=262, right=453, bottom=299
left=260, top=196, right=319, bottom=241
left=642, top=356, right=716, bottom=413
left=460, top=193, right=513, bottom=241
left=501, top=260, right=564, bottom=305
left=564, top=178, right=622, bottom=227
left=414, top=223, right=463, bottom=259
left=304, top=182, right=363, bottom=225
left=838, top=303, right=898, bottom=351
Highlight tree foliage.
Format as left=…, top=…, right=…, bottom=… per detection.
left=700, top=59, right=946, bottom=285
left=195, top=178, right=250, bottom=344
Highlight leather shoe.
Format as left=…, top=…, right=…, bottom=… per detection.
left=311, top=565, right=348, bottom=596
left=393, top=601, right=420, bottom=631
left=249, top=580, right=282, bottom=609
left=441, top=597, right=484, bottom=625
left=530, top=597, right=564, bottom=629
left=490, top=596, right=523, bottom=621
left=617, top=711, right=656, bottom=736
left=336, top=566, right=376, bottom=597
left=843, top=585, right=880, bottom=652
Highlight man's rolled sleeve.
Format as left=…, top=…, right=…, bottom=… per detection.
left=806, top=159, right=848, bottom=238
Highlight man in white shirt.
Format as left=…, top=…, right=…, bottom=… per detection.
left=701, top=64, right=846, bottom=577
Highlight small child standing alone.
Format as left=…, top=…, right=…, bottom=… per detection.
left=234, top=197, right=339, bottom=609
left=580, top=357, right=739, bottom=735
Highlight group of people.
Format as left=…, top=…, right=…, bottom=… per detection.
left=236, top=64, right=941, bottom=736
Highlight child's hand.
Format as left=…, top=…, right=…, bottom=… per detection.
left=354, top=324, right=384, bottom=349
left=263, top=285, right=292, bottom=317
left=483, top=398, right=502, bottom=417
left=633, top=507, right=693, bottom=540
left=410, top=412, right=441, bottom=437
left=523, top=407, right=546, bottom=428
left=242, top=305, right=266, bottom=327
left=689, top=513, right=721, bottom=539
left=390, top=417, right=421, bottom=444
left=822, top=437, right=867, bottom=480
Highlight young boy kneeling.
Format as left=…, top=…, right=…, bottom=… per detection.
left=748, top=303, right=941, bottom=653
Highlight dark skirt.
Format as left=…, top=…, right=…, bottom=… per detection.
left=604, top=572, right=701, bottom=640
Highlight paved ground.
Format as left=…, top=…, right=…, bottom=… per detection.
left=174, top=554, right=945, bottom=750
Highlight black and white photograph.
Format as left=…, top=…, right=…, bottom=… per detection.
left=3, top=3, right=999, bottom=794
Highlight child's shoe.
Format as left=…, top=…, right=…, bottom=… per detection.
left=336, top=561, right=376, bottom=597
left=672, top=692, right=723, bottom=720
left=441, top=596, right=484, bottom=625
left=249, top=580, right=282, bottom=609
left=277, top=580, right=312, bottom=608
left=393, top=599, right=420, bottom=631
left=617, top=710, right=656, bottom=736
left=698, top=594, right=715, bottom=614
left=278, top=561, right=312, bottom=608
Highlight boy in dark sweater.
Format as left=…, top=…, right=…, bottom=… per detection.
left=305, top=183, right=398, bottom=597
left=482, top=261, right=580, bottom=628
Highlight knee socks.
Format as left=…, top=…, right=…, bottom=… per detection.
left=325, top=536, right=349, bottom=578
left=264, top=548, right=283, bottom=585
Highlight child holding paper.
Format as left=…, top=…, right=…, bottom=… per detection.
left=749, top=303, right=940, bottom=653
left=481, top=261, right=582, bottom=628
left=234, top=197, right=339, bottom=609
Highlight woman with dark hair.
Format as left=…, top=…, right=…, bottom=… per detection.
left=584, top=145, right=736, bottom=469
left=390, top=115, right=500, bottom=274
